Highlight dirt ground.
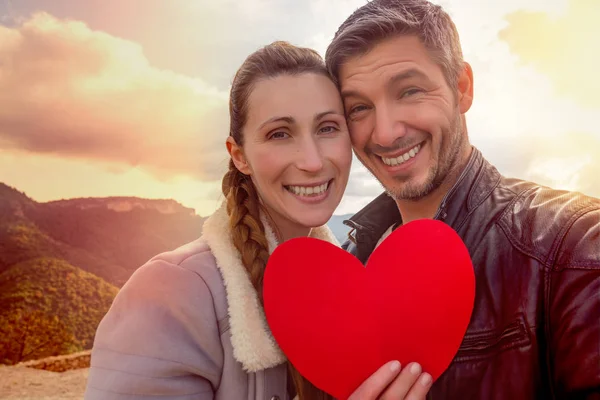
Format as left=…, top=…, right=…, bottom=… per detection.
left=0, top=365, right=88, bottom=400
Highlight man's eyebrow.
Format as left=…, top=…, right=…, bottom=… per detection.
left=258, top=116, right=294, bottom=130
left=341, top=68, right=430, bottom=101
left=388, top=68, right=430, bottom=85
left=340, top=89, right=362, bottom=101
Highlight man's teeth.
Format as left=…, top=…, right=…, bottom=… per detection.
left=381, top=144, right=421, bottom=166
left=286, top=182, right=329, bottom=196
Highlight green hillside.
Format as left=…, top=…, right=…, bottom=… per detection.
left=0, top=182, right=206, bottom=365
left=0, top=257, right=118, bottom=365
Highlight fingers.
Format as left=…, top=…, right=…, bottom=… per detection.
left=404, top=367, right=433, bottom=400
left=380, top=363, right=432, bottom=400
left=347, top=360, right=402, bottom=400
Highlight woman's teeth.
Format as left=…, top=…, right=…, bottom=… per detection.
left=381, top=144, right=421, bottom=166
left=285, top=181, right=329, bottom=196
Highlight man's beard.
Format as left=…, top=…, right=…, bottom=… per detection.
left=387, top=112, right=465, bottom=201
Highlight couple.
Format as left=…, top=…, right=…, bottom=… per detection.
left=84, top=0, right=600, bottom=399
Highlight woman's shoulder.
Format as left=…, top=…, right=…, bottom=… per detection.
left=147, top=238, right=215, bottom=271
left=88, top=238, right=227, bottom=396
left=114, top=238, right=226, bottom=319
left=132, top=238, right=221, bottom=288
left=93, top=238, right=227, bottom=355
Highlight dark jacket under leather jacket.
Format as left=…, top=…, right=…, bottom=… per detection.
left=342, top=147, right=600, bottom=400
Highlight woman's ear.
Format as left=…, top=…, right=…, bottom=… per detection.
left=226, top=137, right=251, bottom=175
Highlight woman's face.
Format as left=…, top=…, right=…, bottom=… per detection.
left=228, top=73, right=352, bottom=238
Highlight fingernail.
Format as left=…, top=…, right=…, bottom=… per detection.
left=410, top=363, right=422, bottom=375
left=420, top=373, right=432, bottom=386
left=390, top=361, right=401, bottom=372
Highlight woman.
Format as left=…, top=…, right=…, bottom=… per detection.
left=84, top=41, right=432, bottom=400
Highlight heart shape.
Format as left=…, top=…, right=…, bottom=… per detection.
left=263, top=219, right=475, bottom=399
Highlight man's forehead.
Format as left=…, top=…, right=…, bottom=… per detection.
left=337, top=36, right=441, bottom=91
left=339, top=36, right=429, bottom=73
left=339, top=63, right=431, bottom=99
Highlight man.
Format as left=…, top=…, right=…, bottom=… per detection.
left=325, top=0, right=600, bottom=399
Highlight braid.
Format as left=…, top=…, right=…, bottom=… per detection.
left=222, top=161, right=333, bottom=400
left=222, top=160, right=270, bottom=302
left=225, top=40, right=337, bottom=400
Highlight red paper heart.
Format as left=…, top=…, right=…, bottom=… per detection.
left=263, top=219, right=475, bottom=399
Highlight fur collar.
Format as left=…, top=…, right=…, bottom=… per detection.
left=200, top=201, right=339, bottom=372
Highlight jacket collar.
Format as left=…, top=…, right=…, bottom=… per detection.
left=200, top=201, right=339, bottom=372
left=345, top=146, right=501, bottom=263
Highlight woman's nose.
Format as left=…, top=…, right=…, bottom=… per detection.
left=295, top=138, right=324, bottom=172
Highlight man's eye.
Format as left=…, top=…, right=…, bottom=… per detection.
left=401, top=88, right=423, bottom=98
left=349, top=105, right=368, bottom=114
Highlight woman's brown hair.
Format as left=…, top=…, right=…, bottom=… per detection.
left=221, top=41, right=335, bottom=400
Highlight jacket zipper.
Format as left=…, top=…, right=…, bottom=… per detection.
left=428, top=156, right=477, bottom=400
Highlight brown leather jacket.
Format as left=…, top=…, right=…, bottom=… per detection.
left=342, top=147, right=600, bottom=400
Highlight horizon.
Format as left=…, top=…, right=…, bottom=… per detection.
left=0, top=181, right=353, bottom=218
left=0, top=181, right=359, bottom=217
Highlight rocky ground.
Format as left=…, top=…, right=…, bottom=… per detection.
left=0, top=366, right=88, bottom=399
left=0, top=352, right=90, bottom=399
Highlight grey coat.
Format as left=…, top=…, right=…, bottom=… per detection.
left=84, top=202, right=339, bottom=400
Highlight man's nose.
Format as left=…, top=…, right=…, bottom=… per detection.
left=372, top=101, right=407, bottom=148
left=295, top=137, right=324, bottom=172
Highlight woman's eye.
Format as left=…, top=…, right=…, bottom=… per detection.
left=269, top=131, right=289, bottom=140
left=319, top=125, right=338, bottom=134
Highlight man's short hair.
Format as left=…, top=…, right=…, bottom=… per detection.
left=325, top=0, right=464, bottom=89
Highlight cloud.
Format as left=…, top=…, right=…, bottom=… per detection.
left=342, top=156, right=384, bottom=197
left=521, top=131, right=600, bottom=197
left=491, top=0, right=600, bottom=197
left=2, top=1, right=599, bottom=217
left=0, top=12, right=231, bottom=181
left=499, top=0, right=599, bottom=108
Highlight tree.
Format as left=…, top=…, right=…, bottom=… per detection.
left=0, top=308, right=81, bottom=365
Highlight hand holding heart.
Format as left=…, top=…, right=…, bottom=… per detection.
left=347, top=360, right=433, bottom=400
left=263, top=219, right=476, bottom=399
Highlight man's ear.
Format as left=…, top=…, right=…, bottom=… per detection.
left=457, top=61, right=474, bottom=114
left=226, top=137, right=251, bottom=175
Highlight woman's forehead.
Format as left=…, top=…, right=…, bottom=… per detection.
left=245, top=74, right=343, bottom=129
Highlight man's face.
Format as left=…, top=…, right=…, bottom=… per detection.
left=338, top=35, right=473, bottom=201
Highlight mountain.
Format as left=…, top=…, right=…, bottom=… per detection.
left=0, top=182, right=208, bottom=365
left=327, top=214, right=353, bottom=244
left=0, top=183, right=206, bottom=287
left=46, top=196, right=196, bottom=215
left=0, top=257, right=118, bottom=365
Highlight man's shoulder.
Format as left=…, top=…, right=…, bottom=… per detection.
left=495, top=176, right=600, bottom=269
left=499, top=175, right=600, bottom=217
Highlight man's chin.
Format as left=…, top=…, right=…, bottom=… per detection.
left=385, top=178, right=437, bottom=201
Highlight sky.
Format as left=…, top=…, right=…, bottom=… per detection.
left=0, top=0, right=598, bottom=216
